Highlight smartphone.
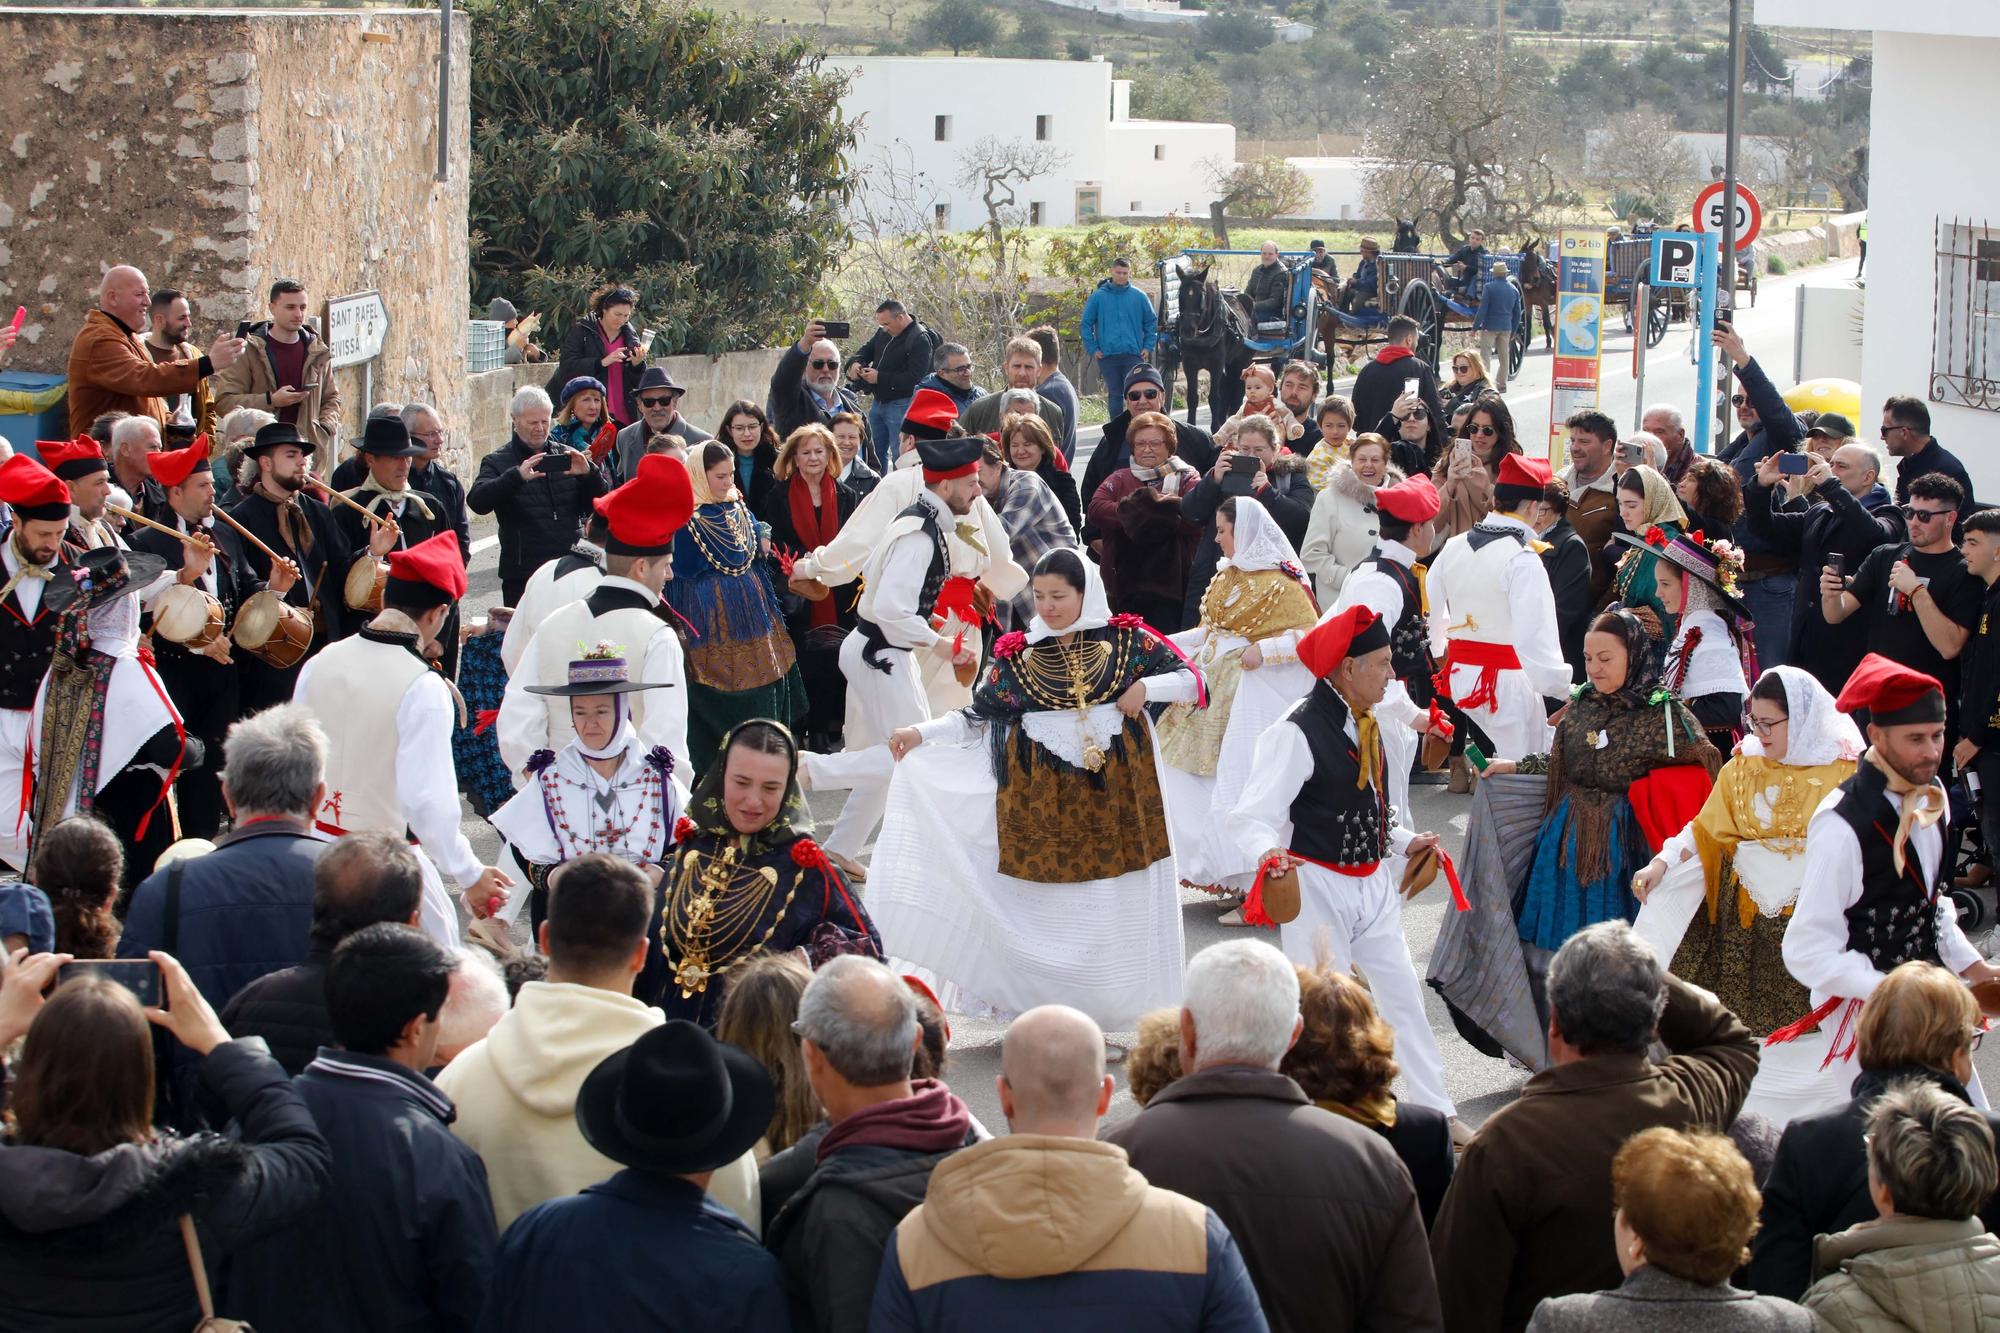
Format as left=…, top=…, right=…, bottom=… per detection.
left=1454, top=438, right=1475, bottom=463
left=297, top=382, right=319, bottom=392
left=1778, top=452, right=1811, bottom=476
left=1229, top=453, right=1259, bottom=475
left=535, top=450, right=572, bottom=477
left=821, top=319, right=851, bottom=341
left=1826, top=551, right=1846, bottom=580
left=6, top=306, right=23, bottom=336
left=1465, top=742, right=1491, bottom=773
left=59, top=958, right=163, bottom=1008
left=1403, top=376, right=1420, bottom=398
left=1619, top=441, right=1644, bottom=466
left=235, top=319, right=258, bottom=339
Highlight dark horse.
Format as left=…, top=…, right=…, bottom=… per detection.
left=1516, top=238, right=1557, bottom=349
left=1393, top=219, right=1425, bottom=254
left=1158, top=260, right=1251, bottom=430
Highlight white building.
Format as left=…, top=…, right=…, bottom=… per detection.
left=1281, top=156, right=1375, bottom=220
left=1756, top=0, right=1998, bottom=498
left=835, top=57, right=1234, bottom=232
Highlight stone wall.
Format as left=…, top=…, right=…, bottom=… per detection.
left=0, top=7, right=471, bottom=468
left=465, top=348, right=792, bottom=467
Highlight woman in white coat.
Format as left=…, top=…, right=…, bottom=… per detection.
left=1300, top=432, right=1401, bottom=600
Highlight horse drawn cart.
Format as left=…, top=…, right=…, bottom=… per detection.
left=1316, top=249, right=1533, bottom=381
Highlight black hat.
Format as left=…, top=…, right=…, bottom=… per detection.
left=524, top=649, right=674, bottom=698
left=68, top=545, right=168, bottom=611
left=916, top=435, right=982, bottom=482
left=575, top=1021, right=775, bottom=1176
left=1310, top=239, right=1326, bottom=250
left=245, top=422, right=314, bottom=457
left=635, top=366, right=685, bottom=396
left=1123, top=363, right=1166, bottom=396
left=356, top=416, right=424, bottom=458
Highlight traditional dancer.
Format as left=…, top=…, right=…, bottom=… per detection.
left=498, top=455, right=695, bottom=782
left=800, top=424, right=1018, bottom=878
left=1330, top=473, right=1452, bottom=836
left=499, top=512, right=607, bottom=675
left=1154, top=496, right=1318, bottom=905
left=28, top=546, right=188, bottom=887
left=0, top=457, right=79, bottom=871
left=332, top=414, right=464, bottom=676
left=38, top=436, right=122, bottom=557
left=861, top=548, right=1191, bottom=1031
left=1614, top=525, right=1753, bottom=750
left=1230, top=604, right=1459, bottom=1121
left=1633, top=665, right=1861, bottom=1125
left=658, top=719, right=880, bottom=1028
left=667, top=442, right=803, bottom=770
left=1769, top=655, right=2000, bottom=1116
left=1426, top=453, right=1571, bottom=760
left=294, top=531, right=511, bottom=946
left=486, top=643, right=679, bottom=960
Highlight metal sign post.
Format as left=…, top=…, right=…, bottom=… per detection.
left=1633, top=284, right=1649, bottom=432
left=1693, top=233, right=1721, bottom=458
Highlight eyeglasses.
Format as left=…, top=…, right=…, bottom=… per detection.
left=1469, top=423, right=1499, bottom=438
left=942, top=363, right=974, bottom=375
left=638, top=395, right=678, bottom=408
left=1730, top=395, right=1748, bottom=407
left=1452, top=362, right=1471, bottom=372
left=1972, top=1029, right=1988, bottom=1052
left=1742, top=713, right=1787, bottom=736
left=1126, top=388, right=1162, bottom=401
left=808, top=358, right=840, bottom=370
left=1905, top=506, right=1958, bottom=522
left=1883, top=424, right=1913, bottom=435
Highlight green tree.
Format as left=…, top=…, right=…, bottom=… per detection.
left=1210, top=156, right=1313, bottom=218
left=919, top=0, right=1000, bottom=55
left=1066, top=36, right=1094, bottom=59
left=1205, top=9, right=1273, bottom=53
left=1129, top=62, right=1227, bottom=121
left=466, top=0, right=854, bottom=355
left=1003, top=10, right=1057, bottom=58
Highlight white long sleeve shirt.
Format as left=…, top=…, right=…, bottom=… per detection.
left=1231, top=712, right=1415, bottom=865
left=1426, top=516, right=1572, bottom=701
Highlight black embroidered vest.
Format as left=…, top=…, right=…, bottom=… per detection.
left=0, top=605, right=59, bottom=711
left=1364, top=553, right=1433, bottom=708
left=1285, top=682, right=1392, bottom=868
left=859, top=501, right=949, bottom=674
left=1832, top=763, right=1944, bottom=973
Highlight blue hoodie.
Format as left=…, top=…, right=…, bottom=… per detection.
left=1080, top=278, right=1158, bottom=359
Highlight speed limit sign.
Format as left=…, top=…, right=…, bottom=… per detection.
left=1691, top=181, right=1762, bottom=251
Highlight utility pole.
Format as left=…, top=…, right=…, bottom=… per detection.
left=1716, top=0, right=1744, bottom=441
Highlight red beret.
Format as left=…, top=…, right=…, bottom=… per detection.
left=0, top=454, right=72, bottom=521
left=147, top=436, right=211, bottom=490
left=1374, top=474, right=1440, bottom=524
left=36, top=435, right=107, bottom=482
left=385, top=530, right=467, bottom=604
left=1297, top=605, right=1390, bottom=679
left=901, top=387, right=961, bottom=443
left=594, top=454, right=695, bottom=557
left=1836, top=653, right=1945, bottom=726
left=1495, top=454, right=1552, bottom=492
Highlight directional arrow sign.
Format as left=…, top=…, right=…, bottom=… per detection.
left=326, top=290, right=390, bottom=369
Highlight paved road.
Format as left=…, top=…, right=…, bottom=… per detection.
left=452, top=255, right=2000, bottom=1134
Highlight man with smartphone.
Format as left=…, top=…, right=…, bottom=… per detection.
left=211, top=279, right=343, bottom=457
left=770, top=321, right=862, bottom=440
left=1954, top=510, right=2000, bottom=885
left=1713, top=320, right=1806, bottom=668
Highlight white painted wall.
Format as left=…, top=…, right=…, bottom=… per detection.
left=1754, top=0, right=2000, bottom=39
left=1282, top=156, right=1373, bottom=220
left=838, top=57, right=1230, bottom=232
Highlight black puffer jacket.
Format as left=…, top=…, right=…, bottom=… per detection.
left=217, top=950, right=332, bottom=1076
left=0, top=1040, right=329, bottom=1331
left=467, top=436, right=609, bottom=585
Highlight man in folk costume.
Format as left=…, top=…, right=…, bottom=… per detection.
left=331, top=414, right=465, bottom=677
left=1230, top=604, right=1462, bottom=1129
left=128, top=436, right=278, bottom=839
left=1330, top=473, right=1451, bottom=832
left=499, top=511, right=607, bottom=675
left=799, top=429, right=997, bottom=880
left=498, top=455, right=695, bottom=783
left=294, top=530, right=512, bottom=947
left=37, top=436, right=123, bottom=558
left=785, top=386, right=1025, bottom=719
left=1771, top=654, right=2000, bottom=1113
left=228, top=421, right=396, bottom=713
left=29, top=545, right=190, bottom=887
left=1426, top=452, right=1572, bottom=761
left=0, top=457, right=80, bottom=871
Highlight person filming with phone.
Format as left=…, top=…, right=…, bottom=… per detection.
left=469, top=385, right=607, bottom=607
left=770, top=319, right=861, bottom=440
left=211, top=278, right=342, bottom=457
left=1711, top=319, right=1806, bottom=668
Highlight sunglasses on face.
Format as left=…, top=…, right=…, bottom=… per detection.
left=1469, top=423, right=1499, bottom=438
left=1126, top=388, right=1162, bottom=401
left=808, top=358, right=840, bottom=370
left=638, top=395, right=678, bottom=408
left=1731, top=395, right=1749, bottom=407
left=1906, top=506, right=1958, bottom=522
left=1452, top=362, right=1471, bottom=372
left=1402, top=408, right=1428, bottom=421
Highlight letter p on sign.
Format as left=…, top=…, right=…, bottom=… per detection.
left=1648, top=232, right=1700, bottom=289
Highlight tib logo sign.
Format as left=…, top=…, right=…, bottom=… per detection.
left=1649, top=232, right=1701, bottom=290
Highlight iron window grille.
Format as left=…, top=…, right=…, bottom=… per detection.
left=1932, top=217, right=2000, bottom=413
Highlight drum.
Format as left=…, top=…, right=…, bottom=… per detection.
left=345, top=557, right=387, bottom=614
left=232, top=590, right=313, bottom=669
left=151, top=584, right=224, bottom=651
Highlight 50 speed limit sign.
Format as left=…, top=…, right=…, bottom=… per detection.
left=1691, top=181, right=1762, bottom=252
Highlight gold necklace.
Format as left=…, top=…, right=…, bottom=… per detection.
left=662, top=841, right=794, bottom=998
left=1014, top=634, right=1115, bottom=770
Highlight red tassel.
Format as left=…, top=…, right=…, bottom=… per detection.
left=1241, top=855, right=1286, bottom=929
left=1439, top=848, right=1468, bottom=911
left=1764, top=994, right=1845, bottom=1047
left=473, top=708, right=500, bottom=736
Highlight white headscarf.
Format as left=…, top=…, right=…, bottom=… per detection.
left=1217, top=495, right=1303, bottom=574
left=1024, top=548, right=1112, bottom=645
left=1741, top=665, right=1862, bottom=768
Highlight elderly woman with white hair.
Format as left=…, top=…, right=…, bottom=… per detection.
left=216, top=404, right=276, bottom=500
left=469, top=383, right=608, bottom=606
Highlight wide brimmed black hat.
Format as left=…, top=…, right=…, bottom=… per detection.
left=356, top=416, right=424, bottom=458
left=523, top=652, right=674, bottom=698
left=575, top=1021, right=775, bottom=1176
left=67, top=545, right=168, bottom=611
left=1611, top=529, right=1751, bottom=619
left=635, top=366, right=685, bottom=396
left=245, top=421, right=315, bottom=457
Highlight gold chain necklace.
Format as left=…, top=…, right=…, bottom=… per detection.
left=685, top=502, right=754, bottom=575
left=1014, top=634, right=1115, bottom=770
left=662, top=841, right=795, bottom=998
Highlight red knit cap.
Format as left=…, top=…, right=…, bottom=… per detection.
left=1495, top=454, right=1552, bottom=491
left=1374, top=474, right=1441, bottom=524
left=147, top=436, right=211, bottom=490
left=384, top=530, right=467, bottom=610
left=0, top=454, right=72, bottom=521
left=36, top=435, right=107, bottom=481
left=1836, top=653, right=1946, bottom=727
left=594, top=454, right=696, bottom=557
left=900, top=387, right=961, bottom=442
left=1297, top=605, right=1389, bottom=679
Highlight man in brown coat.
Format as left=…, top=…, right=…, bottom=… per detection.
left=64, top=266, right=244, bottom=436
left=1429, top=921, right=1759, bottom=1333
left=1105, top=938, right=1443, bottom=1333
left=210, top=279, right=343, bottom=457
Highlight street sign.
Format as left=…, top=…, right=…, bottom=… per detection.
left=1648, top=231, right=1702, bottom=288
left=1548, top=227, right=1607, bottom=466
left=326, top=291, right=390, bottom=370
left=1691, top=181, right=1762, bottom=252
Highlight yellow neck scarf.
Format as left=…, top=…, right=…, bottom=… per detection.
left=1864, top=747, right=1947, bottom=875
left=1336, top=684, right=1382, bottom=793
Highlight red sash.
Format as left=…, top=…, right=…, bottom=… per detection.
left=1443, top=639, right=1522, bottom=711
